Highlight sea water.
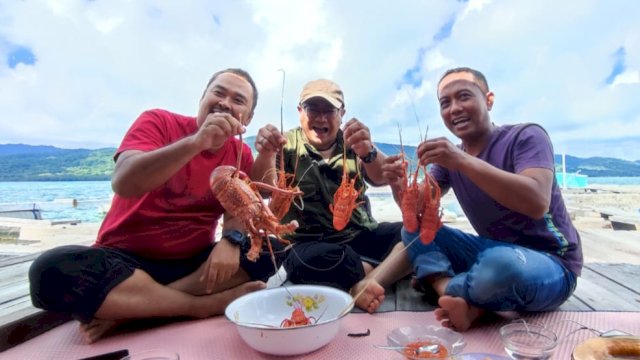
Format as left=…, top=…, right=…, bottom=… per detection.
left=1, top=177, right=638, bottom=223
left=0, top=181, right=113, bottom=223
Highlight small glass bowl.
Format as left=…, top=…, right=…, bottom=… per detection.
left=387, top=325, right=466, bottom=359
left=499, top=322, right=558, bottom=360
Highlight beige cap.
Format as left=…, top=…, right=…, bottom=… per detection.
left=299, top=79, right=344, bottom=108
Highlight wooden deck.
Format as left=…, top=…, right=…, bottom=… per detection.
left=1, top=230, right=639, bottom=351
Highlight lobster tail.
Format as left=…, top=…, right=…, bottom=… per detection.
left=419, top=173, right=442, bottom=244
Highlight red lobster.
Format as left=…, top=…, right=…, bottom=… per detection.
left=418, top=171, right=442, bottom=244
left=398, top=129, right=423, bottom=233
left=268, top=151, right=303, bottom=221
left=330, top=150, right=364, bottom=231
left=397, top=129, right=443, bottom=244
left=209, top=165, right=299, bottom=261
left=280, top=304, right=317, bottom=328
left=268, top=69, right=304, bottom=221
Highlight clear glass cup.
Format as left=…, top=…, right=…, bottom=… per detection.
left=120, top=349, right=179, bottom=360
left=499, top=323, right=558, bottom=360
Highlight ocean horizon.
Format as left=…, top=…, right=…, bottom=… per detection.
left=1, top=177, right=639, bottom=223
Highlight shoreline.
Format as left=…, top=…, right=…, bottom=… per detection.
left=1, top=185, right=639, bottom=263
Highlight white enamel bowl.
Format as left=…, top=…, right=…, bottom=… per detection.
left=224, top=285, right=353, bottom=356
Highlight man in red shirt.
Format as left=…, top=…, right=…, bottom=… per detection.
left=29, top=68, right=282, bottom=343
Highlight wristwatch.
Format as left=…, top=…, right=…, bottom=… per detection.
left=359, top=147, right=378, bottom=164
left=221, top=230, right=247, bottom=247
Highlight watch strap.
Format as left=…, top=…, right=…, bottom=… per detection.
left=221, top=230, right=246, bottom=247
left=359, top=147, right=378, bottom=164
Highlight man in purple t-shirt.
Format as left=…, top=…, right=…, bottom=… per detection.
left=371, top=67, right=582, bottom=331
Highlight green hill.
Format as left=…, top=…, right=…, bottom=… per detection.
left=0, top=145, right=115, bottom=181
left=1, top=143, right=639, bottom=181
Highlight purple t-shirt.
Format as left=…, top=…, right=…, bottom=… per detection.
left=431, top=124, right=583, bottom=275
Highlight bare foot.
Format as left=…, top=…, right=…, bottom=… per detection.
left=79, top=319, right=123, bottom=343
left=351, top=279, right=385, bottom=313
left=434, top=295, right=483, bottom=331
left=199, top=280, right=266, bottom=317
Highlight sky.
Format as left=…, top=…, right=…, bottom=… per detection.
left=1, top=0, right=639, bottom=161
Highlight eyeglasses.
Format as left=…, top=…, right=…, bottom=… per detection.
left=303, top=105, right=340, bottom=119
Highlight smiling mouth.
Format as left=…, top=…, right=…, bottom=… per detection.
left=312, top=126, right=330, bottom=135
left=210, top=106, right=231, bottom=115
left=452, top=118, right=469, bottom=127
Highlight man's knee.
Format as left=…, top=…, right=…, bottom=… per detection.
left=29, top=246, right=115, bottom=321
left=467, top=247, right=528, bottom=305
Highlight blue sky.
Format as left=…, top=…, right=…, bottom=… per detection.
left=1, top=0, right=639, bottom=160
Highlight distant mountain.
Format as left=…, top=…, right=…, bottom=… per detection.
left=1, top=143, right=639, bottom=181
left=0, top=144, right=65, bottom=155
left=553, top=154, right=640, bottom=177
left=0, top=144, right=116, bottom=181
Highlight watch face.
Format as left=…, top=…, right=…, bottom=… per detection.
left=222, top=230, right=245, bottom=246
left=362, top=147, right=377, bottom=163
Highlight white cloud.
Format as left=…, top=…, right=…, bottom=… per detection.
left=612, top=70, right=640, bottom=86
left=0, top=0, right=639, bottom=160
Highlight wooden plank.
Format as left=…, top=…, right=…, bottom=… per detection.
left=0, top=261, right=32, bottom=283
left=0, top=252, right=39, bottom=267
left=0, top=283, right=29, bottom=306
left=572, top=266, right=640, bottom=311
left=0, top=300, right=41, bottom=327
left=578, top=229, right=640, bottom=264
left=586, top=263, right=640, bottom=294
left=395, top=279, right=436, bottom=312
left=50, top=219, right=82, bottom=226
left=0, top=310, right=72, bottom=352
left=0, top=297, right=34, bottom=320
left=557, top=294, right=593, bottom=311
left=610, top=219, right=638, bottom=231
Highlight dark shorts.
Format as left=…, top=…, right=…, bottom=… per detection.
left=283, top=221, right=402, bottom=291
left=29, top=239, right=285, bottom=323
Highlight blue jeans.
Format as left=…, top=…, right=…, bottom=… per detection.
left=402, top=226, right=577, bottom=312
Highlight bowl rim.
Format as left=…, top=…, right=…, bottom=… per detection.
left=499, top=323, right=559, bottom=340
left=225, top=284, right=354, bottom=331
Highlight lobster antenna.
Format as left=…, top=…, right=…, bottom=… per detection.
left=397, top=122, right=404, bottom=162
left=278, top=69, right=285, bottom=133
left=397, top=121, right=411, bottom=173
left=405, top=88, right=424, bottom=142
left=236, top=114, right=243, bottom=172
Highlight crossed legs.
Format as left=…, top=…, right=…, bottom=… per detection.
left=81, top=263, right=262, bottom=343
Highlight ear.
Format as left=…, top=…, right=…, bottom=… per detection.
left=485, top=91, right=495, bottom=111
left=244, top=111, right=254, bottom=126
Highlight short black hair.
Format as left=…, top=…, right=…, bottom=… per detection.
left=439, top=67, right=489, bottom=93
left=202, top=68, right=258, bottom=112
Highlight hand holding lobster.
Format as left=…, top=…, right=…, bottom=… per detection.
left=210, top=166, right=299, bottom=261
left=392, top=131, right=443, bottom=244
left=381, top=154, right=407, bottom=206
left=254, top=124, right=304, bottom=221
left=254, top=123, right=286, bottom=155
left=343, top=118, right=374, bottom=158
left=417, top=136, right=468, bottom=170
left=194, top=109, right=247, bottom=153
left=330, top=129, right=365, bottom=231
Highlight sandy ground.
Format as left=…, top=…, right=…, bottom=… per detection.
left=1, top=185, right=638, bottom=263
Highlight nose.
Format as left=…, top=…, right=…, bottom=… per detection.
left=448, top=99, right=463, bottom=116
left=218, top=96, right=232, bottom=110
left=318, top=112, right=332, bottom=120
